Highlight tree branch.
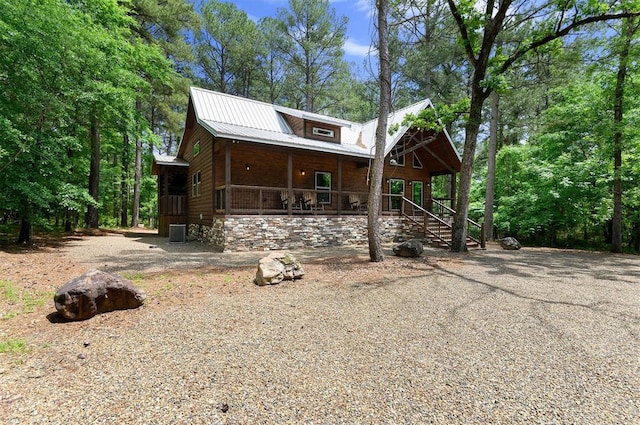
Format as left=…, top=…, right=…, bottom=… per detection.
left=500, top=11, right=640, bottom=75
left=446, top=0, right=477, bottom=67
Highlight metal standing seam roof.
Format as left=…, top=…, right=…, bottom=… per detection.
left=153, top=155, right=189, bottom=167
left=181, top=86, right=459, bottom=161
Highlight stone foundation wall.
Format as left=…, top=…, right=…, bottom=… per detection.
left=189, top=215, right=424, bottom=252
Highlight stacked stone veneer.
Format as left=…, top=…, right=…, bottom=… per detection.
left=189, top=215, right=424, bottom=252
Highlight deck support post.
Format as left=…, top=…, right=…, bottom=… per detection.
left=287, top=153, right=293, bottom=216
left=337, top=157, right=342, bottom=215
left=225, top=142, right=231, bottom=214
left=449, top=172, right=456, bottom=211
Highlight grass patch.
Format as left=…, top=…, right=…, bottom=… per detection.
left=1, top=280, right=19, bottom=303
left=122, top=272, right=145, bottom=282
left=0, top=338, right=28, bottom=355
left=0, top=280, right=52, bottom=319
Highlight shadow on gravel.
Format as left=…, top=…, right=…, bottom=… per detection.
left=65, top=230, right=387, bottom=274
left=462, top=247, right=640, bottom=285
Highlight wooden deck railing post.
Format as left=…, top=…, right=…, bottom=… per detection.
left=225, top=143, right=231, bottom=214
left=287, top=153, right=293, bottom=216
left=337, top=158, right=342, bottom=215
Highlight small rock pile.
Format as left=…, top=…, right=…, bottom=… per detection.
left=255, top=253, right=304, bottom=286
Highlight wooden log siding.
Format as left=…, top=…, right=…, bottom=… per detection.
left=183, top=124, right=214, bottom=225
left=173, top=126, right=448, bottom=227
left=206, top=140, right=435, bottom=215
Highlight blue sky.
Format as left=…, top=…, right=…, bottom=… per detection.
left=224, top=0, right=377, bottom=65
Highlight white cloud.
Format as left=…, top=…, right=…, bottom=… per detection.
left=344, top=39, right=375, bottom=58
left=332, top=0, right=374, bottom=16
left=355, top=0, right=375, bottom=16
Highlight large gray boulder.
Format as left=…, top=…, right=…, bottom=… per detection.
left=500, top=237, right=522, bottom=250
left=54, top=270, right=146, bottom=320
left=393, top=239, right=424, bottom=258
left=255, top=253, right=304, bottom=286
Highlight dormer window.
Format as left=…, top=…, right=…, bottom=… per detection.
left=304, top=121, right=340, bottom=142
left=312, top=127, right=334, bottom=138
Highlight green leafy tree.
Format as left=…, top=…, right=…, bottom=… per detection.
left=444, top=0, right=640, bottom=251
left=0, top=0, right=180, bottom=240
left=0, top=0, right=99, bottom=240
left=274, top=0, right=350, bottom=113
left=492, top=68, right=640, bottom=249
left=195, top=0, right=263, bottom=95
left=390, top=0, right=468, bottom=105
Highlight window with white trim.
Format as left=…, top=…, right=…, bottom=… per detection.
left=192, top=171, right=201, bottom=197
left=412, top=181, right=423, bottom=207
left=413, top=152, right=423, bottom=168
left=389, top=178, right=404, bottom=211
left=315, top=171, right=331, bottom=203
left=312, top=127, right=335, bottom=138
left=193, top=141, right=200, bottom=157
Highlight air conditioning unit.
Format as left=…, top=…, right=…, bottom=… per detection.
left=169, top=224, right=186, bottom=243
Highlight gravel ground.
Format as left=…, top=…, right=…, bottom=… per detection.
left=1, top=232, right=639, bottom=424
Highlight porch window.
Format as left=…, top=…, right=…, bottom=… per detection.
left=389, top=178, right=404, bottom=211
left=390, top=145, right=405, bottom=166
left=412, top=181, right=423, bottom=207
left=315, top=171, right=331, bottom=204
left=192, top=170, right=201, bottom=197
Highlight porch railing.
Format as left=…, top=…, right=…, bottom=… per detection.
left=159, top=195, right=186, bottom=216
left=211, top=186, right=482, bottom=245
left=215, top=185, right=371, bottom=215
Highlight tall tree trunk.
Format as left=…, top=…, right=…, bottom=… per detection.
left=86, top=116, right=101, bottom=228
left=120, top=133, right=130, bottom=227
left=368, top=0, right=390, bottom=262
left=611, top=17, right=636, bottom=253
left=451, top=79, right=488, bottom=252
left=131, top=135, right=142, bottom=227
left=17, top=216, right=31, bottom=244
left=423, top=1, right=432, bottom=99
left=484, top=92, right=499, bottom=241
left=64, top=209, right=72, bottom=232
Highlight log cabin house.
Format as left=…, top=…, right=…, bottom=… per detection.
left=152, top=87, right=465, bottom=251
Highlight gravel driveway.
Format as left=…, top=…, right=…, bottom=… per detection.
left=1, top=232, right=639, bottom=424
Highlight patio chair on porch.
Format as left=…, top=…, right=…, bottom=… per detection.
left=281, top=190, right=291, bottom=209
left=302, top=191, right=323, bottom=211
left=281, top=190, right=303, bottom=210
left=349, top=193, right=362, bottom=211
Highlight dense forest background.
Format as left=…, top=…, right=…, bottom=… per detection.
left=1, top=0, right=639, bottom=252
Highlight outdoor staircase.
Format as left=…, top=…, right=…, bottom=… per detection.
left=400, top=197, right=484, bottom=250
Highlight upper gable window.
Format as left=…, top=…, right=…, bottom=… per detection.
left=390, top=145, right=405, bottom=166
left=413, top=152, right=423, bottom=169
left=193, top=141, right=200, bottom=157
left=312, top=127, right=334, bottom=138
